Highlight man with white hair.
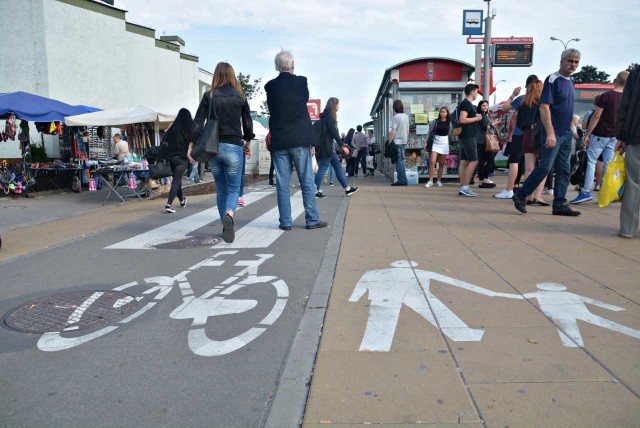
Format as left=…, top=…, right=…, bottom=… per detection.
left=512, top=49, right=582, bottom=216
left=265, top=49, right=327, bottom=231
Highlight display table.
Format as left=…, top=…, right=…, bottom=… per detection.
left=95, top=167, right=157, bottom=204
left=29, top=167, right=81, bottom=192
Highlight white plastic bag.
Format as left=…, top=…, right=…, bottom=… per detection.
left=312, top=155, right=318, bottom=174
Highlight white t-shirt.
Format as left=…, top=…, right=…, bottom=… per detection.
left=391, top=113, right=409, bottom=145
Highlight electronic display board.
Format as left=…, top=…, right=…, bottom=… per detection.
left=492, top=43, right=534, bottom=67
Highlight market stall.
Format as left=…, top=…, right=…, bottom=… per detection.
left=0, top=91, right=101, bottom=194
left=65, top=106, right=177, bottom=204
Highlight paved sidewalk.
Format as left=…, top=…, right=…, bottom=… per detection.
left=304, top=174, right=640, bottom=426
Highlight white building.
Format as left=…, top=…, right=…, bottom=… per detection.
left=0, top=0, right=212, bottom=160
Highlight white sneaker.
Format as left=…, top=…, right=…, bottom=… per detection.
left=436, top=181, right=443, bottom=187
left=544, top=188, right=554, bottom=196
left=425, top=181, right=433, bottom=188
left=494, top=189, right=514, bottom=199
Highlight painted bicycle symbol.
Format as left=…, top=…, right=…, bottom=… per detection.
left=37, top=251, right=288, bottom=356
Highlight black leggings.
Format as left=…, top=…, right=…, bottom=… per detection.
left=477, top=144, right=495, bottom=180
left=167, top=155, right=188, bottom=206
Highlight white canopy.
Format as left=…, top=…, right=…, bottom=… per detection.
left=252, top=120, right=268, bottom=139
left=65, top=105, right=176, bottom=128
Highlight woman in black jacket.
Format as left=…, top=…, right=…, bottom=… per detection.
left=164, top=108, right=194, bottom=213
left=476, top=100, right=500, bottom=188
left=189, top=62, right=254, bottom=243
left=313, top=97, right=358, bottom=198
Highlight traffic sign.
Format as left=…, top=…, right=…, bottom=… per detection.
left=307, top=99, right=321, bottom=120
left=462, top=10, right=483, bottom=36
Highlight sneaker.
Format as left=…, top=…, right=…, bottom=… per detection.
left=458, top=187, right=477, bottom=197
left=306, top=221, right=328, bottom=230
left=619, top=232, right=633, bottom=238
left=425, top=181, right=433, bottom=188
left=315, top=191, right=327, bottom=198
left=180, top=197, right=187, bottom=208
left=544, top=188, right=554, bottom=196
left=512, top=193, right=527, bottom=214
left=552, top=205, right=581, bottom=216
left=222, top=214, right=235, bottom=243
left=436, top=181, right=443, bottom=187
left=494, top=189, right=514, bottom=199
left=479, top=182, right=496, bottom=188
left=345, top=187, right=359, bottom=196
left=165, top=204, right=176, bottom=213
left=329, top=182, right=334, bottom=186
left=238, top=196, right=245, bottom=207
left=570, top=192, right=592, bottom=204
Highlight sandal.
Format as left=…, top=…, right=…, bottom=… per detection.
left=531, top=198, right=550, bottom=207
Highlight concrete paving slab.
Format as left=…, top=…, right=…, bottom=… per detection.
left=447, top=326, right=615, bottom=384
left=588, top=344, right=640, bottom=392
left=470, top=381, right=640, bottom=427
left=304, top=350, right=479, bottom=425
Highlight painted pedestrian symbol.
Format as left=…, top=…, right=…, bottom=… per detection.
left=349, top=261, right=515, bottom=352
left=522, top=283, right=640, bottom=348
left=349, top=261, right=640, bottom=351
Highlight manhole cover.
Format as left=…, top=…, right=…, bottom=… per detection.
left=148, top=236, right=221, bottom=249
left=3, top=290, right=138, bottom=334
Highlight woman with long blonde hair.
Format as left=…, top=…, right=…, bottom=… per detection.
left=518, top=79, right=549, bottom=206
left=189, top=62, right=254, bottom=243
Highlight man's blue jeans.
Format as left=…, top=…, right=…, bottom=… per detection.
left=517, top=129, right=572, bottom=209
left=356, top=147, right=368, bottom=176
left=210, top=143, right=243, bottom=220
left=315, top=153, right=348, bottom=191
left=584, top=135, right=616, bottom=191
left=395, top=143, right=407, bottom=184
left=272, top=146, right=320, bottom=227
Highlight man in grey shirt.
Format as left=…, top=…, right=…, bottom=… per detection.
left=388, top=100, right=410, bottom=186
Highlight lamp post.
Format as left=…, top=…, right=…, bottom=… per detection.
left=550, top=36, right=580, bottom=50
left=494, top=79, right=506, bottom=105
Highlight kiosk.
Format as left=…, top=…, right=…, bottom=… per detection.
left=369, top=57, right=474, bottom=181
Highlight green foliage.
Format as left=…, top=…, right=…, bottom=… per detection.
left=29, top=143, right=49, bottom=162
left=260, top=99, right=269, bottom=116
left=572, top=65, right=611, bottom=84
left=237, top=72, right=262, bottom=101
left=627, top=63, right=639, bottom=72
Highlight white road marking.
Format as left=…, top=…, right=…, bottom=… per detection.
left=213, top=192, right=304, bottom=249
left=66, top=292, right=104, bottom=325
left=106, top=191, right=272, bottom=249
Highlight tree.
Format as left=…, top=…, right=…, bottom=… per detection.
left=572, top=65, right=611, bottom=84
left=237, top=72, right=262, bottom=101
left=627, top=63, right=640, bottom=72
left=260, top=100, right=269, bottom=116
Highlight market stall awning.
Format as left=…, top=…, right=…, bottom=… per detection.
left=0, top=91, right=101, bottom=121
left=65, top=106, right=177, bottom=129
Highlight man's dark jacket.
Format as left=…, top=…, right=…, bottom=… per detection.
left=617, top=66, right=640, bottom=146
left=265, top=72, right=313, bottom=151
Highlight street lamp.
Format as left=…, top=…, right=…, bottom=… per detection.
left=494, top=79, right=506, bottom=105
left=550, top=36, right=581, bottom=50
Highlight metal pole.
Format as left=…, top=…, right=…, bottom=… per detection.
left=483, top=0, right=492, bottom=101
left=475, top=44, right=482, bottom=86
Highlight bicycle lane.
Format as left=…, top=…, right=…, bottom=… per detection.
left=0, top=183, right=349, bottom=428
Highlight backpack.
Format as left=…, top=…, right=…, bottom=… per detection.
left=450, top=106, right=462, bottom=136
left=312, top=119, right=324, bottom=147
left=570, top=148, right=588, bottom=186
left=516, top=103, right=539, bottom=131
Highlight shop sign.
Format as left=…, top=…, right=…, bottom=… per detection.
left=307, top=99, right=321, bottom=120
left=462, top=10, right=483, bottom=36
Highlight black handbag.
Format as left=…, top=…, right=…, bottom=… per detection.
left=148, top=159, right=172, bottom=179
left=192, top=93, right=219, bottom=162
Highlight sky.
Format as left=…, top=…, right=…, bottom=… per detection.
left=117, top=0, right=640, bottom=130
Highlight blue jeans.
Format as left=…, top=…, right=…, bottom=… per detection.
left=356, top=147, right=368, bottom=175
left=239, top=154, right=246, bottom=197
left=584, top=135, right=615, bottom=191
left=395, top=143, right=407, bottom=184
left=273, top=146, right=321, bottom=227
left=315, top=153, right=349, bottom=191
left=328, top=164, right=335, bottom=183
left=210, top=143, right=243, bottom=220
left=517, top=129, right=572, bottom=209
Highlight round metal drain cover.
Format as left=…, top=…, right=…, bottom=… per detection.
left=149, top=236, right=221, bottom=249
left=3, top=290, right=138, bottom=334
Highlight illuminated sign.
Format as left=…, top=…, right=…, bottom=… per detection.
left=492, top=43, right=534, bottom=67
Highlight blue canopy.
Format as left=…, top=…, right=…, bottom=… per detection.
left=0, top=91, right=101, bottom=122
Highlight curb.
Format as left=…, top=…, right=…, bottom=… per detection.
left=263, top=196, right=349, bottom=428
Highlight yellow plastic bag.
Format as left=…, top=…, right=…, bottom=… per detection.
left=598, top=151, right=626, bottom=207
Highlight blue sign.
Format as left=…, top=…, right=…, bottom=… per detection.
left=462, top=10, right=484, bottom=35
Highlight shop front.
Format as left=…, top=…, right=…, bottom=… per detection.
left=369, top=57, right=474, bottom=182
